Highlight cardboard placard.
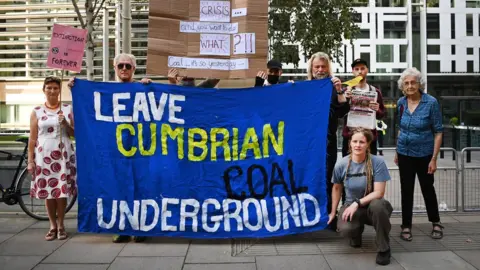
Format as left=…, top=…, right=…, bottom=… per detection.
left=47, top=24, right=88, bottom=73
left=146, top=0, right=268, bottom=79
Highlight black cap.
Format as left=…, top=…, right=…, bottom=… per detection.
left=267, top=59, right=282, bottom=70
left=351, top=58, right=368, bottom=68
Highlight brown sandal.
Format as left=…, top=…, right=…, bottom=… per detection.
left=57, top=228, right=68, bottom=240
left=45, top=228, right=57, bottom=241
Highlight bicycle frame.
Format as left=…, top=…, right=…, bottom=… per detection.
left=0, top=144, right=28, bottom=204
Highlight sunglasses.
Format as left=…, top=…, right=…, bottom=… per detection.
left=117, top=63, right=133, bottom=70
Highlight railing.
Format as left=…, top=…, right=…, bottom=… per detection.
left=461, top=147, right=480, bottom=212
left=377, top=147, right=459, bottom=213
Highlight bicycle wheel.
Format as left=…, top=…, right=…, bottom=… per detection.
left=16, top=167, right=77, bottom=221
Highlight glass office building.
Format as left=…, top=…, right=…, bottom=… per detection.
left=0, top=0, right=479, bottom=148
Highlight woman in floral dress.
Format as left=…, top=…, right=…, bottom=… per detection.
left=27, top=76, right=77, bottom=241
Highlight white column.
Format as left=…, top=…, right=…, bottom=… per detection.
left=406, top=0, right=413, bottom=68
left=115, top=1, right=121, bottom=56
left=103, top=8, right=110, bottom=81
left=122, top=0, right=131, bottom=53
left=420, top=1, right=428, bottom=92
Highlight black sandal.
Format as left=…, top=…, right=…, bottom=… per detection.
left=431, top=223, right=444, bottom=239
left=400, top=228, right=412, bottom=241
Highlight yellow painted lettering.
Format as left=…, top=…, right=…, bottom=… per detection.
left=240, top=127, right=261, bottom=160
left=210, top=128, right=231, bottom=161
left=232, top=128, right=239, bottom=161
left=138, top=123, right=157, bottom=156
left=116, top=124, right=137, bottom=157
left=188, top=128, right=208, bottom=161
left=262, top=121, right=284, bottom=157
left=161, top=124, right=184, bottom=159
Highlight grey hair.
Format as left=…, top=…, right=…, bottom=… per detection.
left=114, top=53, right=137, bottom=67
left=397, top=67, right=425, bottom=91
left=307, top=52, right=332, bottom=80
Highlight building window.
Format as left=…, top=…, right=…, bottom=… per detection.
left=376, top=45, right=393, bottom=63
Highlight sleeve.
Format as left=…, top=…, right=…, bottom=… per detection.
left=375, top=88, right=386, bottom=120
left=254, top=76, right=265, bottom=87
left=331, top=162, right=345, bottom=184
left=431, top=98, right=444, bottom=133
left=373, top=157, right=391, bottom=182
left=197, top=79, right=220, bottom=88
left=332, top=88, right=350, bottom=118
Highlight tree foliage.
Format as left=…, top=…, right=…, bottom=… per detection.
left=269, top=0, right=360, bottom=67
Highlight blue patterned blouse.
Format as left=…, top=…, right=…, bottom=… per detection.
left=396, top=93, right=443, bottom=157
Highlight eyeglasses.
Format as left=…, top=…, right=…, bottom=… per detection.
left=117, top=63, right=133, bottom=70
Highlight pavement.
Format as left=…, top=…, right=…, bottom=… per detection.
left=0, top=212, right=480, bottom=270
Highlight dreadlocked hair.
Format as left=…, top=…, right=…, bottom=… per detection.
left=344, top=127, right=375, bottom=195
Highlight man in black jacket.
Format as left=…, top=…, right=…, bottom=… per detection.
left=306, top=52, right=351, bottom=230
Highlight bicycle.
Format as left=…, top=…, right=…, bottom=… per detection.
left=0, top=135, right=77, bottom=220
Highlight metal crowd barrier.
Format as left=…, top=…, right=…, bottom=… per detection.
left=376, top=147, right=459, bottom=214
left=461, top=147, right=480, bottom=212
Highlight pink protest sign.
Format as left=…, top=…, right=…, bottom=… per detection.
left=47, top=24, right=88, bottom=73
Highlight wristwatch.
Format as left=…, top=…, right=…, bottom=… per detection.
left=354, top=198, right=362, bottom=207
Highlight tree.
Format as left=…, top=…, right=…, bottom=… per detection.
left=269, top=0, right=360, bottom=67
left=71, top=0, right=109, bottom=80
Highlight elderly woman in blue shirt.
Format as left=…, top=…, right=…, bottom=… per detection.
left=394, top=67, right=444, bottom=241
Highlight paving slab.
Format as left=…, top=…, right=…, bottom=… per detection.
left=361, top=236, right=407, bottom=253
left=109, top=257, right=184, bottom=270
left=437, top=235, right=480, bottom=250
left=186, top=240, right=255, bottom=263
left=393, top=251, right=478, bottom=270
left=452, top=215, right=480, bottom=223
left=324, top=253, right=404, bottom=270
left=0, top=229, right=66, bottom=256
left=256, top=255, right=330, bottom=270
left=183, top=263, right=256, bottom=270
left=0, top=233, right=13, bottom=244
left=274, top=239, right=322, bottom=255
left=0, top=255, right=44, bottom=270
left=29, top=218, right=78, bottom=231
left=33, top=264, right=109, bottom=270
left=452, top=222, right=480, bottom=235
left=0, top=217, right=36, bottom=233
left=316, top=237, right=364, bottom=254
left=415, top=222, right=464, bottom=235
left=118, top=237, right=190, bottom=257
left=395, top=235, right=448, bottom=252
left=235, top=239, right=278, bottom=256
left=42, top=234, right=125, bottom=264
left=454, top=250, right=480, bottom=269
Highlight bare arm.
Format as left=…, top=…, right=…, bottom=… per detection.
left=64, top=113, right=75, bottom=138
left=432, top=133, right=442, bottom=160
left=28, top=111, right=38, bottom=164
left=359, top=182, right=386, bottom=206
left=330, top=183, right=343, bottom=215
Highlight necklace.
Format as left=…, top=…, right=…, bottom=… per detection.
left=44, top=102, right=59, bottom=110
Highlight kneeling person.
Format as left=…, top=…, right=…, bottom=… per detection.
left=328, top=128, right=393, bottom=266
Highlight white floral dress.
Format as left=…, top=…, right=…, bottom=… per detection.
left=30, top=104, right=77, bottom=200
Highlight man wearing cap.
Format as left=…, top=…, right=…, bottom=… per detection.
left=254, top=60, right=285, bottom=87
left=341, top=59, right=386, bottom=157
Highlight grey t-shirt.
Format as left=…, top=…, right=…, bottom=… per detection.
left=332, top=155, right=390, bottom=204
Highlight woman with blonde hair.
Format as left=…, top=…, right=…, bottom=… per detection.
left=328, top=127, right=393, bottom=265
left=306, top=52, right=350, bottom=230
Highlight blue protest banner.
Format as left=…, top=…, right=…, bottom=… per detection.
left=72, top=79, right=332, bottom=238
